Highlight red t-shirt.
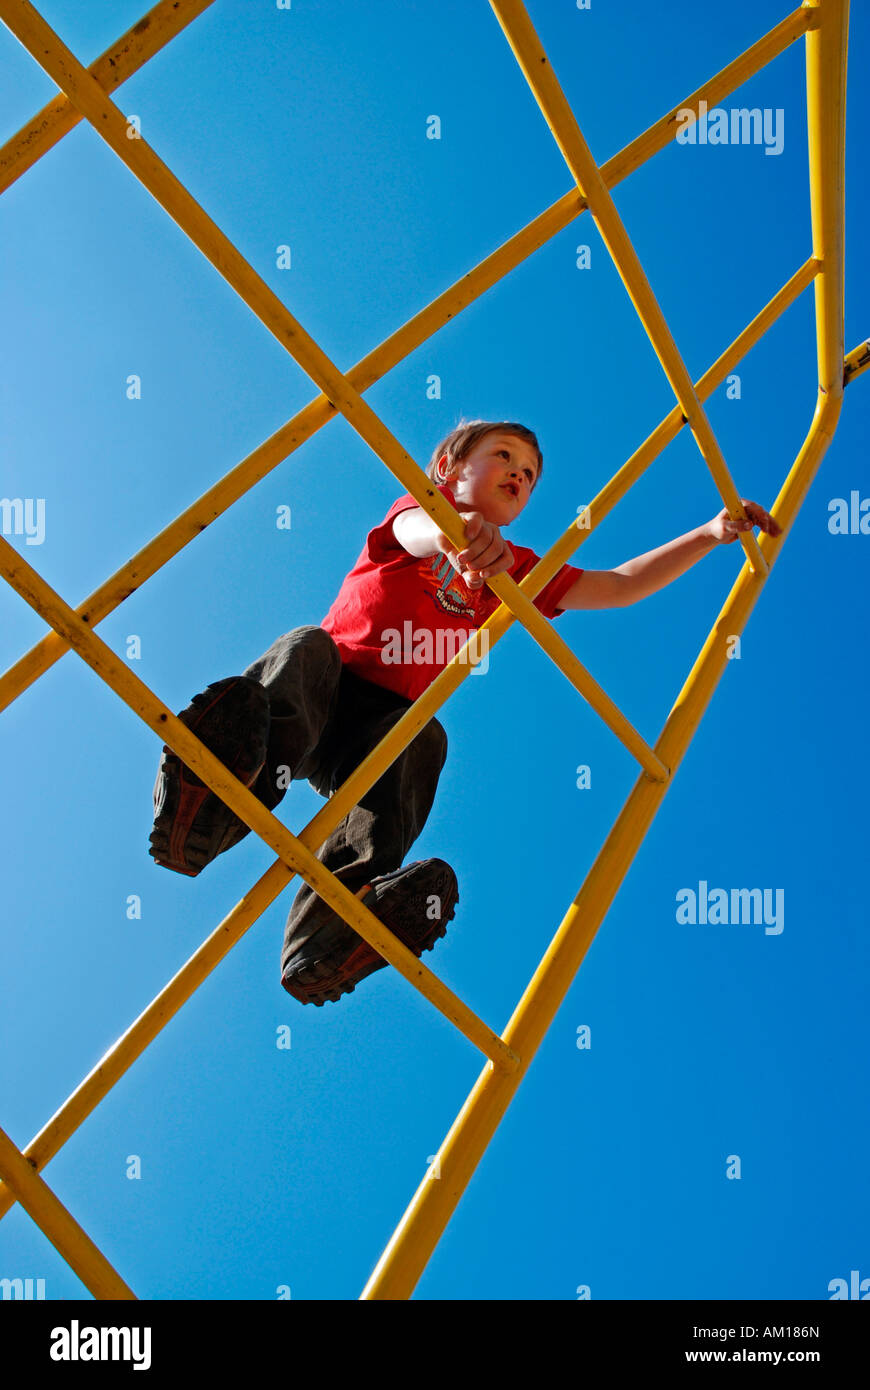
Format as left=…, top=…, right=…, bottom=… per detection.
left=320, top=483, right=583, bottom=701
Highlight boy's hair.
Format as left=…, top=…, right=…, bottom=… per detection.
left=425, top=419, right=543, bottom=491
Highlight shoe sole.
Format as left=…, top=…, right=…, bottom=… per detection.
left=149, top=678, right=270, bottom=876
left=283, top=860, right=459, bottom=1006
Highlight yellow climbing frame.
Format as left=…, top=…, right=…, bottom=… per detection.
left=0, top=0, right=863, bottom=1301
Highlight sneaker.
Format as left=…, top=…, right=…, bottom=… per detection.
left=281, top=858, right=459, bottom=1006
left=149, top=676, right=271, bottom=876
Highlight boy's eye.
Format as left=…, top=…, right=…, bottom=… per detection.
left=498, top=448, right=533, bottom=482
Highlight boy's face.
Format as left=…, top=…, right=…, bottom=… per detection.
left=435, top=432, right=540, bottom=526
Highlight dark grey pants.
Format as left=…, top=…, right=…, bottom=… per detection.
left=239, top=626, right=448, bottom=967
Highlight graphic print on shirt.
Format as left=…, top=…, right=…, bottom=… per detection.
left=422, top=553, right=499, bottom=624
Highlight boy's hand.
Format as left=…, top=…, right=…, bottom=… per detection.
left=707, top=499, right=782, bottom=545
left=435, top=510, right=514, bottom=591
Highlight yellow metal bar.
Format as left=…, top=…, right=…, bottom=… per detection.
left=0, top=534, right=518, bottom=1073
left=524, top=257, right=821, bottom=597
left=0, top=0, right=849, bottom=1297
left=489, top=0, right=769, bottom=579
left=470, top=261, right=819, bottom=756
left=0, top=860, right=302, bottom=1221
left=0, top=256, right=819, bottom=1224
left=489, top=583, right=668, bottom=778
left=586, top=7, right=815, bottom=186
left=0, top=6, right=813, bottom=715
left=0, top=0, right=215, bottom=194
left=0, top=1124, right=136, bottom=1299
left=0, top=2, right=470, bottom=562
left=361, top=0, right=848, bottom=1299
left=806, top=1, right=848, bottom=395
left=365, top=419, right=845, bottom=1302
left=0, top=616, right=523, bottom=1222
left=0, top=0, right=662, bottom=778
left=844, top=340, right=870, bottom=385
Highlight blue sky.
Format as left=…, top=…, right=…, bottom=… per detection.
left=1, top=0, right=868, bottom=1301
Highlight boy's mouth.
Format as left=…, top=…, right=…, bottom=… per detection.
left=500, top=483, right=519, bottom=499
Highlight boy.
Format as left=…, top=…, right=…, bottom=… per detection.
left=149, top=419, right=780, bottom=1006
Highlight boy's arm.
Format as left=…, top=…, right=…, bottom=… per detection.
left=393, top=505, right=513, bottom=591
left=559, top=500, right=781, bottom=610
left=391, top=507, right=443, bottom=558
